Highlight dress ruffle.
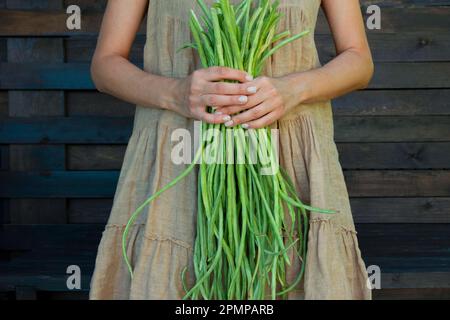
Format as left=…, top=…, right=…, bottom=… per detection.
left=89, top=224, right=194, bottom=300
left=305, top=219, right=371, bottom=299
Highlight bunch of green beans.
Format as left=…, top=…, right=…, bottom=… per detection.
left=122, top=0, right=337, bottom=300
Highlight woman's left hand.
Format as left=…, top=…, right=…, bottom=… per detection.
left=214, top=75, right=302, bottom=129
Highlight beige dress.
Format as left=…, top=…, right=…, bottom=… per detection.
left=89, top=0, right=372, bottom=300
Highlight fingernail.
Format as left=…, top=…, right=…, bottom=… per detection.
left=242, top=124, right=250, bottom=129
left=246, top=74, right=253, bottom=81
left=223, top=115, right=231, bottom=122
left=239, top=96, right=248, bottom=103
left=225, top=120, right=234, bottom=127
left=247, top=86, right=257, bottom=94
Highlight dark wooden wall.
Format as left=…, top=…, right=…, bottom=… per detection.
left=0, top=0, right=449, bottom=300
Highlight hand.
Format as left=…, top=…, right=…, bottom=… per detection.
left=172, top=66, right=255, bottom=124
left=214, top=75, right=301, bottom=129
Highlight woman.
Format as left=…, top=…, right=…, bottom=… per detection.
left=89, top=0, right=374, bottom=300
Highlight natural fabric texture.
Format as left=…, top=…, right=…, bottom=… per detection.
left=89, top=0, right=372, bottom=300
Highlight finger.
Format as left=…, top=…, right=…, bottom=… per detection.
left=242, top=110, right=281, bottom=129
left=197, top=110, right=232, bottom=125
left=201, top=66, right=253, bottom=83
left=216, top=88, right=271, bottom=115
left=214, top=106, right=244, bottom=116
left=200, top=94, right=249, bottom=108
left=204, top=81, right=258, bottom=96
left=227, top=102, right=275, bottom=127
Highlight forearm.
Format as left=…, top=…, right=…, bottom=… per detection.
left=286, top=49, right=374, bottom=105
left=91, top=54, right=179, bottom=111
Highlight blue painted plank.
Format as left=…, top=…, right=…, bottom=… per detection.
left=0, top=63, right=96, bottom=89
left=1, top=170, right=450, bottom=198
left=0, top=117, right=133, bottom=144
left=2, top=116, right=450, bottom=144
left=0, top=171, right=119, bottom=198
left=1, top=62, right=450, bottom=89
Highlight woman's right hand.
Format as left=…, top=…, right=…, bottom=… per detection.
left=171, top=67, right=257, bottom=124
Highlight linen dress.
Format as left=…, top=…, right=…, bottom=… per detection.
left=89, top=0, right=372, bottom=300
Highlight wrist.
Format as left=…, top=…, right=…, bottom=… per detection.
left=159, top=76, right=181, bottom=112
left=143, top=73, right=180, bottom=112
left=285, top=72, right=312, bottom=105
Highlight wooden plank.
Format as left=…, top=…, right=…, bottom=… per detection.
left=0, top=63, right=94, bottom=90
left=345, top=170, right=450, bottom=197
left=0, top=117, right=133, bottom=144
left=0, top=39, right=5, bottom=62
left=15, top=286, right=37, bottom=300
left=8, top=200, right=67, bottom=224
left=374, top=288, right=450, bottom=300
left=67, top=145, right=126, bottom=170
left=334, top=116, right=450, bottom=143
left=65, top=197, right=450, bottom=225
left=66, top=89, right=450, bottom=118
left=1, top=170, right=449, bottom=198
left=38, top=291, right=88, bottom=300
left=68, top=198, right=112, bottom=224
left=356, top=224, right=450, bottom=259
left=1, top=274, right=449, bottom=297
left=0, top=145, right=8, bottom=170
left=65, top=143, right=450, bottom=171
left=0, top=224, right=443, bottom=265
left=337, top=142, right=450, bottom=169
left=380, top=272, right=450, bottom=289
left=364, top=257, right=450, bottom=272
left=371, top=62, right=450, bottom=89
left=360, top=7, right=450, bottom=34
left=0, top=224, right=104, bottom=251
left=63, top=0, right=107, bottom=12
left=2, top=62, right=449, bottom=90
left=1, top=116, right=450, bottom=144
left=0, top=199, right=9, bottom=223
left=1, top=224, right=449, bottom=272
left=0, top=10, right=126, bottom=36
left=0, top=272, right=93, bottom=292
left=333, top=90, right=450, bottom=116
left=0, top=10, right=105, bottom=36
left=65, top=37, right=145, bottom=64
left=355, top=33, right=450, bottom=62
left=7, top=38, right=63, bottom=62
left=351, top=197, right=450, bottom=223
left=6, top=0, right=62, bottom=10
left=66, top=91, right=135, bottom=117
left=7, top=92, right=64, bottom=116
left=9, top=145, right=65, bottom=171
left=66, top=33, right=450, bottom=64
left=1, top=7, right=449, bottom=36
left=0, top=92, right=7, bottom=117
left=360, top=0, right=450, bottom=6
left=61, top=0, right=450, bottom=11
left=0, top=171, right=120, bottom=198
